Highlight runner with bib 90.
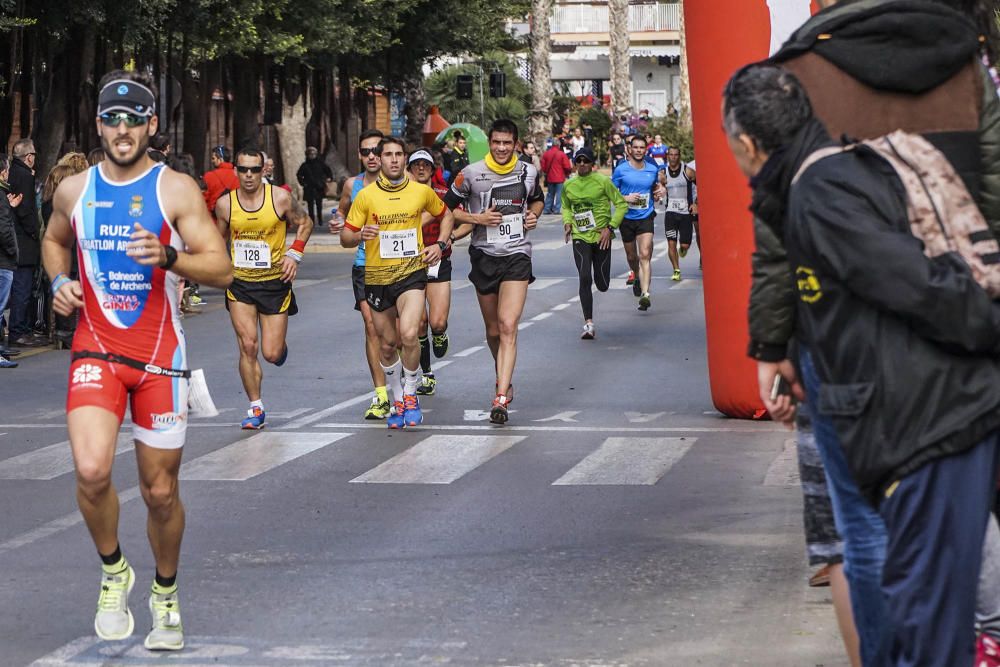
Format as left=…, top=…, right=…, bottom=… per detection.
left=444, top=119, right=544, bottom=425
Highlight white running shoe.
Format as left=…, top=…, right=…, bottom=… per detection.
left=581, top=322, right=595, bottom=340
left=145, top=587, right=184, bottom=650
left=94, top=563, right=135, bottom=641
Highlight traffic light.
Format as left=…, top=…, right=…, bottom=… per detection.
left=489, top=71, right=506, bottom=98
left=456, top=75, right=474, bottom=99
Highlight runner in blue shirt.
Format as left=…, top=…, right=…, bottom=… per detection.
left=612, top=135, right=664, bottom=311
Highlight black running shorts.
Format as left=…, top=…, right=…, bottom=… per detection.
left=352, top=265, right=365, bottom=311
left=364, top=269, right=427, bottom=312
left=226, top=277, right=298, bottom=316
left=664, top=212, right=694, bottom=246
left=468, top=247, right=534, bottom=295
left=426, top=257, right=453, bottom=284
left=619, top=214, right=655, bottom=243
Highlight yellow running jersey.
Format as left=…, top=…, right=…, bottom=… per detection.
left=228, top=185, right=286, bottom=282
left=345, top=178, right=445, bottom=286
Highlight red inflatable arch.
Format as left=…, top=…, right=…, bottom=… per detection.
left=684, top=0, right=819, bottom=418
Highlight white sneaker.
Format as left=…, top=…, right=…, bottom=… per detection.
left=94, top=563, right=135, bottom=641
left=581, top=322, right=595, bottom=340
left=144, top=587, right=184, bottom=650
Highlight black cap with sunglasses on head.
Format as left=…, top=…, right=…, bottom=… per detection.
left=97, top=79, right=156, bottom=118
left=574, top=147, right=595, bottom=163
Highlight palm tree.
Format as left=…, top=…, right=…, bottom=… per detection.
left=677, top=0, right=692, bottom=129
left=609, top=0, right=631, bottom=120
left=529, top=0, right=554, bottom=149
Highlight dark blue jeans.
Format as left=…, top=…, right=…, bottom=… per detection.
left=800, top=348, right=890, bottom=666
left=8, top=265, right=34, bottom=337
left=0, top=268, right=13, bottom=334
left=543, top=182, right=564, bottom=214
left=879, top=432, right=999, bottom=666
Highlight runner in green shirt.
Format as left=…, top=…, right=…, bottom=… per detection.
left=561, top=147, right=627, bottom=339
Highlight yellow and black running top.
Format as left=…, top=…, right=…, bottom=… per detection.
left=228, top=184, right=286, bottom=283
left=345, top=175, right=445, bottom=286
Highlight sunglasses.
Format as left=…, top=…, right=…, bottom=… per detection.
left=236, top=166, right=263, bottom=174
left=359, top=147, right=380, bottom=157
left=100, top=112, right=148, bottom=128
left=574, top=157, right=592, bottom=164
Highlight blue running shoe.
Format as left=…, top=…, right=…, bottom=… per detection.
left=387, top=401, right=406, bottom=429
left=403, top=394, right=423, bottom=427
left=273, top=345, right=288, bottom=367
left=241, top=406, right=266, bottom=430
left=0, top=356, right=17, bottom=368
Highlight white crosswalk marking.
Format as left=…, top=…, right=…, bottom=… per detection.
left=0, top=433, right=132, bottom=480
left=180, top=432, right=352, bottom=481
left=530, top=240, right=568, bottom=251
left=763, top=438, right=800, bottom=487
left=529, top=278, right=566, bottom=291
left=552, top=437, right=696, bottom=485
left=350, top=435, right=525, bottom=484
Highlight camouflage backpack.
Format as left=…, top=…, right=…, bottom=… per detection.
left=794, top=130, right=1000, bottom=297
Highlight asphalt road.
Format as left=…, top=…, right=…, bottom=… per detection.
left=0, top=216, right=844, bottom=666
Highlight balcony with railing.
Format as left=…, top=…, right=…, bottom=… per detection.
left=551, top=1, right=680, bottom=35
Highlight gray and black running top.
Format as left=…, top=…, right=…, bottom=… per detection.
left=444, top=159, right=544, bottom=258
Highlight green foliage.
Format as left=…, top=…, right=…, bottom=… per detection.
left=577, top=106, right=613, bottom=164
left=646, top=116, right=695, bottom=163
left=425, top=52, right=531, bottom=137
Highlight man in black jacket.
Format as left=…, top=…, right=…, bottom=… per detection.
left=295, top=146, right=332, bottom=228
left=746, top=3, right=1000, bottom=663
left=726, top=63, right=1000, bottom=667
left=0, top=153, right=20, bottom=366
left=7, top=138, right=43, bottom=347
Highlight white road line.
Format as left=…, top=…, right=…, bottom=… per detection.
left=453, top=345, right=483, bottom=357
left=268, top=407, right=311, bottom=419
left=315, top=422, right=783, bottom=433
left=350, top=434, right=524, bottom=484
left=28, top=636, right=101, bottom=666
left=181, top=432, right=352, bottom=481
left=0, top=486, right=143, bottom=556
left=530, top=240, right=568, bottom=251
left=763, top=438, right=800, bottom=488
left=0, top=432, right=358, bottom=554
left=529, top=278, right=566, bottom=291
left=551, top=303, right=571, bottom=311
left=552, top=437, right=696, bottom=485
left=283, top=393, right=375, bottom=429
left=569, top=296, right=580, bottom=303
left=530, top=312, right=553, bottom=322
left=293, top=278, right=329, bottom=288
left=0, top=433, right=132, bottom=480
left=518, top=321, right=534, bottom=330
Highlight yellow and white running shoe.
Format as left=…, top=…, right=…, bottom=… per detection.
left=94, top=562, right=135, bottom=641
left=145, top=585, right=184, bottom=651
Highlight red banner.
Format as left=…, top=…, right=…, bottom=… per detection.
left=684, top=1, right=817, bottom=418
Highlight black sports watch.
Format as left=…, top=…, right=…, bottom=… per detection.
left=437, top=240, right=448, bottom=251
left=161, top=245, right=178, bottom=270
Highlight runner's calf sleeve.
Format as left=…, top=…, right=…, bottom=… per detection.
left=419, top=335, right=431, bottom=374
left=381, top=358, right=403, bottom=404
left=402, top=365, right=420, bottom=396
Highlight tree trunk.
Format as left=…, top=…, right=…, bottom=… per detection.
left=36, top=43, right=68, bottom=181
left=275, top=71, right=307, bottom=199
left=401, top=66, right=426, bottom=149
left=231, top=56, right=260, bottom=151
left=182, top=56, right=207, bottom=174
left=609, top=0, right=632, bottom=120
left=77, top=26, right=98, bottom=153
left=528, top=0, right=553, bottom=149
left=677, top=0, right=692, bottom=129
